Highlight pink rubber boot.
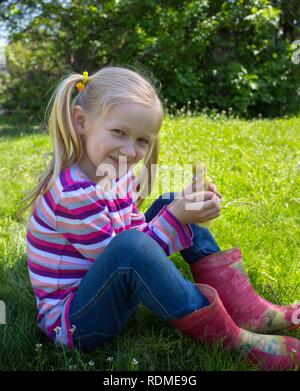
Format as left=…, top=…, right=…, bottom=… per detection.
left=189, top=248, right=300, bottom=334
left=169, top=284, right=300, bottom=371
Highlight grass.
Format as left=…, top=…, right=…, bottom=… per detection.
left=0, top=111, right=299, bottom=371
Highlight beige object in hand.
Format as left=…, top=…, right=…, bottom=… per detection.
left=192, top=162, right=213, bottom=228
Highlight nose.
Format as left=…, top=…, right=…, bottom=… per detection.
left=120, top=141, right=137, bottom=159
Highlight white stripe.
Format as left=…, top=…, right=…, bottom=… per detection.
left=55, top=211, right=109, bottom=227
left=151, top=225, right=173, bottom=254
left=39, top=195, right=56, bottom=220
left=74, top=234, right=113, bottom=251
left=29, top=226, right=67, bottom=245
left=27, top=241, right=93, bottom=267
left=156, top=215, right=182, bottom=251
left=31, top=215, right=55, bottom=233
left=29, top=270, right=81, bottom=286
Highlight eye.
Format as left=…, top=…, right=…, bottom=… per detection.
left=111, top=129, right=125, bottom=136
left=138, top=138, right=150, bottom=147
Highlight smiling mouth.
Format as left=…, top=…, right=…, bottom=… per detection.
left=109, top=156, right=119, bottom=165
left=109, top=156, right=132, bottom=166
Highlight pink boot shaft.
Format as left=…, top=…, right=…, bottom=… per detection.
left=169, top=284, right=300, bottom=371
left=190, top=248, right=300, bottom=334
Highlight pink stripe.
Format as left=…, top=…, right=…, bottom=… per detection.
left=28, top=251, right=86, bottom=268
left=115, top=224, right=131, bottom=233
left=34, top=287, right=75, bottom=300
left=105, top=196, right=132, bottom=207
left=82, top=246, right=106, bottom=258
left=63, top=221, right=112, bottom=241
left=27, top=247, right=85, bottom=270
left=28, top=231, right=68, bottom=250
left=55, top=200, right=104, bottom=215
left=55, top=215, right=107, bottom=231
left=153, top=219, right=174, bottom=249
left=38, top=199, right=55, bottom=226
left=162, top=212, right=184, bottom=243
left=30, top=218, right=58, bottom=238
left=122, top=210, right=132, bottom=221
left=29, top=260, right=54, bottom=273
left=30, top=275, right=58, bottom=289
left=163, top=209, right=193, bottom=247
left=57, top=190, right=96, bottom=204
left=48, top=312, right=61, bottom=323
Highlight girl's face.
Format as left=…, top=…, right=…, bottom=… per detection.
left=72, top=102, right=158, bottom=182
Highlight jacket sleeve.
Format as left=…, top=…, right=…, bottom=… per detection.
left=130, top=202, right=193, bottom=257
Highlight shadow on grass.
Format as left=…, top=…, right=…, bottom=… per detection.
left=0, top=112, right=47, bottom=139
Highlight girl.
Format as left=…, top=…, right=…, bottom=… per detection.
left=21, top=66, right=300, bottom=370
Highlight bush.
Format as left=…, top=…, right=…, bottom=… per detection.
left=1, top=0, right=299, bottom=117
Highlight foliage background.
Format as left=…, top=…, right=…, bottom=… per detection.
left=0, top=0, right=300, bottom=372
left=0, top=0, right=300, bottom=118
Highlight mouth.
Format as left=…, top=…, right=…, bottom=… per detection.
left=108, top=156, right=119, bottom=165
left=109, top=156, right=132, bottom=166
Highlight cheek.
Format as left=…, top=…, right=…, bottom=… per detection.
left=84, top=135, right=106, bottom=164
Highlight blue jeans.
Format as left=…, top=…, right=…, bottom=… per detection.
left=68, top=192, right=221, bottom=352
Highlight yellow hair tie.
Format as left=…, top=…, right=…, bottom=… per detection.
left=76, top=71, right=89, bottom=92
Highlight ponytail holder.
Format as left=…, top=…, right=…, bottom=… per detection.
left=76, top=71, right=89, bottom=92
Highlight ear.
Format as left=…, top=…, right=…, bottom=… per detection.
left=72, top=105, right=87, bottom=135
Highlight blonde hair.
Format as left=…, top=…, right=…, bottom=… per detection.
left=17, top=66, right=164, bottom=219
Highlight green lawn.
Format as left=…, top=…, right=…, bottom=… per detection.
left=0, top=112, right=299, bottom=371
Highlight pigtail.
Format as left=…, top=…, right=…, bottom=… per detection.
left=16, top=73, right=85, bottom=219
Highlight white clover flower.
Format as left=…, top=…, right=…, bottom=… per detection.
left=35, top=343, right=43, bottom=352
left=88, top=360, right=95, bottom=366
left=132, top=358, right=138, bottom=366
left=54, top=326, right=61, bottom=334
left=69, top=324, right=77, bottom=334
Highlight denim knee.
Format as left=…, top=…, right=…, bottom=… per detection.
left=102, top=229, right=166, bottom=268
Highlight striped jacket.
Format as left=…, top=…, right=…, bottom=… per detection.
left=26, top=164, right=193, bottom=347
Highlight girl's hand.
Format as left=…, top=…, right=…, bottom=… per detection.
left=167, top=177, right=222, bottom=226
left=207, top=182, right=223, bottom=199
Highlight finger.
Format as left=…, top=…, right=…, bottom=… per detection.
left=202, top=198, right=221, bottom=213
left=208, top=183, right=217, bottom=192
left=185, top=192, right=217, bottom=210
left=213, top=190, right=223, bottom=199
left=201, top=210, right=221, bottom=222
left=208, top=183, right=223, bottom=199
left=185, top=194, right=221, bottom=212
left=199, top=204, right=222, bottom=220
left=202, top=192, right=221, bottom=205
left=186, top=191, right=216, bottom=201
